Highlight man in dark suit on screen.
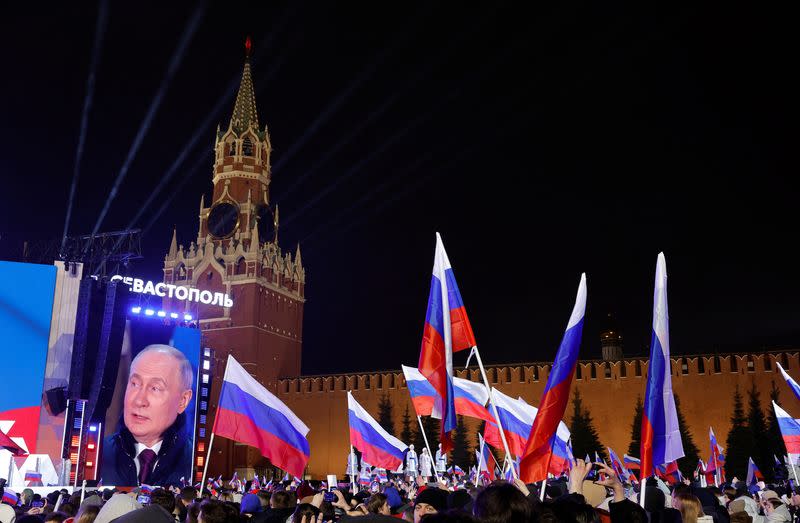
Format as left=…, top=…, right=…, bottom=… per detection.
left=101, top=344, right=194, bottom=487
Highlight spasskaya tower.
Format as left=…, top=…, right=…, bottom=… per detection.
left=161, top=38, right=306, bottom=479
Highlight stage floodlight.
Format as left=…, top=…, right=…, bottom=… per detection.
left=131, top=306, right=141, bottom=314
left=170, top=312, right=179, bottom=319
left=184, top=314, right=193, bottom=321
left=157, top=310, right=166, bottom=317
left=145, top=309, right=155, bottom=316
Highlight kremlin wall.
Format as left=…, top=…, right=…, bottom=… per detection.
left=276, top=350, right=800, bottom=478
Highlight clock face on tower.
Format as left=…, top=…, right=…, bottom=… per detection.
left=207, top=201, right=239, bottom=238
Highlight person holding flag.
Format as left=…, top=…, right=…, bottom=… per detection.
left=418, top=233, right=476, bottom=453
left=520, top=274, right=586, bottom=483
left=640, top=253, right=684, bottom=504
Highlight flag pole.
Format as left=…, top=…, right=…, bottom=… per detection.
left=350, top=445, right=357, bottom=494
left=639, top=475, right=647, bottom=507
left=470, top=345, right=517, bottom=479
left=539, top=476, right=546, bottom=501
left=202, top=354, right=231, bottom=491
left=789, top=455, right=799, bottom=485
left=712, top=451, right=719, bottom=487
left=417, top=415, right=442, bottom=482
left=201, top=432, right=216, bottom=492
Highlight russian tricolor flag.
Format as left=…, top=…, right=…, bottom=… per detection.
left=623, top=454, right=641, bottom=470
left=773, top=401, right=800, bottom=455
left=2, top=488, right=18, bottom=505
left=485, top=388, right=536, bottom=456
left=213, top=355, right=310, bottom=478
left=402, top=365, right=436, bottom=416
left=348, top=391, right=408, bottom=470
left=746, top=457, right=764, bottom=485
left=485, top=389, right=570, bottom=471
left=777, top=362, right=800, bottom=402
left=520, top=274, right=586, bottom=482
left=640, top=253, right=684, bottom=478
left=419, top=233, right=476, bottom=452
left=478, top=433, right=498, bottom=481
left=24, top=470, right=42, bottom=483
left=608, top=447, right=631, bottom=483
left=402, top=365, right=492, bottom=422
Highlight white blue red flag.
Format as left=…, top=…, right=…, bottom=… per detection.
left=478, top=433, right=498, bottom=481
left=402, top=365, right=491, bottom=422
left=214, top=355, right=310, bottom=478
left=402, top=365, right=436, bottom=416
left=484, top=388, right=537, bottom=456
left=359, top=469, right=371, bottom=486
left=24, top=471, right=42, bottom=483
left=348, top=391, right=408, bottom=470
left=2, top=488, right=18, bottom=505
left=608, top=447, right=631, bottom=482
left=250, top=475, right=261, bottom=493
left=484, top=391, right=570, bottom=475
left=773, top=401, right=800, bottom=455
left=640, top=253, right=684, bottom=478
left=418, top=233, right=476, bottom=452
left=520, top=274, right=586, bottom=482
left=777, top=362, right=800, bottom=402
left=623, top=454, right=641, bottom=470
left=746, top=457, right=763, bottom=485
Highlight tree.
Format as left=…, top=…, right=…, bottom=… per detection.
left=725, top=385, right=755, bottom=480
left=377, top=394, right=395, bottom=436
left=765, top=380, right=788, bottom=481
left=674, top=395, right=700, bottom=477
left=627, top=395, right=643, bottom=458
left=451, top=416, right=471, bottom=469
left=413, top=416, right=440, bottom=457
left=401, top=404, right=414, bottom=446
left=745, top=381, right=769, bottom=479
left=569, top=390, right=607, bottom=462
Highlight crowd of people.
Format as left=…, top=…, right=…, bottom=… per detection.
left=2, top=459, right=800, bottom=523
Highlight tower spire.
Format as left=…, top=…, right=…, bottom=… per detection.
left=229, top=36, right=259, bottom=134
left=169, top=227, right=178, bottom=258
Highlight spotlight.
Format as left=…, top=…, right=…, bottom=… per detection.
left=157, top=311, right=166, bottom=317
left=184, top=314, right=193, bottom=321
left=131, top=306, right=141, bottom=314
left=170, top=312, right=179, bottom=319
left=89, top=426, right=97, bottom=432
left=145, top=309, right=155, bottom=316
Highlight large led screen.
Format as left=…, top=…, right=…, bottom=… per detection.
left=0, top=261, right=57, bottom=455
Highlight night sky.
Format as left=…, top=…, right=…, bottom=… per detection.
left=1, top=2, right=796, bottom=376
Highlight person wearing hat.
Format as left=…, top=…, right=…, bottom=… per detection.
left=413, top=488, right=448, bottom=523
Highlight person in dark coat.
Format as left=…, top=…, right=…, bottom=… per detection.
left=100, top=345, right=195, bottom=487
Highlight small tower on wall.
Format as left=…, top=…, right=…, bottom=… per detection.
left=600, top=313, right=623, bottom=361
left=161, top=38, right=306, bottom=479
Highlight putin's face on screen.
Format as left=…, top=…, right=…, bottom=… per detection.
left=124, top=347, right=193, bottom=447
